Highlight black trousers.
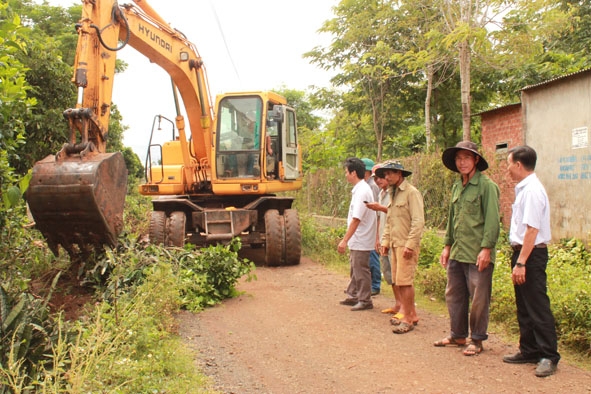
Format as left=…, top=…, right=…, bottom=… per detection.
left=511, top=247, right=560, bottom=364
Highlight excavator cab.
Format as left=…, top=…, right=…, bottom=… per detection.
left=213, top=92, right=300, bottom=186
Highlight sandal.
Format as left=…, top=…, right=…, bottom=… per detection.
left=392, top=321, right=415, bottom=334
left=389, top=312, right=405, bottom=325
left=390, top=317, right=419, bottom=326
left=433, top=337, right=467, bottom=347
left=381, top=307, right=399, bottom=314
left=463, top=341, right=483, bottom=356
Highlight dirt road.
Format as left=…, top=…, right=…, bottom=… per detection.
left=178, top=255, right=591, bottom=393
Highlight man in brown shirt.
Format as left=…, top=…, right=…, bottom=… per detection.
left=377, top=161, right=425, bottom=334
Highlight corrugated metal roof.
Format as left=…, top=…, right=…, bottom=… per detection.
left=474, top=102, right=521, bottom=116
left=521, top=68, right=591, bottom=91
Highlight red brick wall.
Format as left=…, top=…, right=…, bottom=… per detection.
left=480, top=104, right=524, bottom=228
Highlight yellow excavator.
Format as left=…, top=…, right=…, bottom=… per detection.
left=26, top=0, right=302, bottom=266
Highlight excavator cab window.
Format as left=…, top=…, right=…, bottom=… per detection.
left=266, top=112, right=279, bottom=179
left=217, top=96, right=264, bottom=178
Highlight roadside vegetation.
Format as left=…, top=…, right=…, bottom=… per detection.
left=2, top=0, right=591, bottom=391
left=0, top=184, right=254, bottom=392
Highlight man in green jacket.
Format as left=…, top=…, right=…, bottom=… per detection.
left=434, top=141, right=500, bottom=356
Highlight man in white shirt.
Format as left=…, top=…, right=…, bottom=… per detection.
left=338, top=157, right=377, bottom=311
left=361, top=158, right=382, bottom=295
left=503, top=145, right=560, bottom=378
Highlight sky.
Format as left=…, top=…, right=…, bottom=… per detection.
left=39, top=0, right=337, bottom=157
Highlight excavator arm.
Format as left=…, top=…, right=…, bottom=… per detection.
left=27, top=0, right=214, bottom=256
left=67, top=0, right=214, bottom=161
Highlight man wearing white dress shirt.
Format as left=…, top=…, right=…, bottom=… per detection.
left=503, top=145, right=560, bottom=378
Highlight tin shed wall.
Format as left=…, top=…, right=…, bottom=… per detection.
left=521, top=72, right=591, bottom=240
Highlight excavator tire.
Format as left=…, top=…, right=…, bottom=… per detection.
left=168, top=211, right=186, bottom=247
left=264, top=209, right=284, bottom=266
left=149, top=211, right=167, bottom=245
left=283, top=209, right=301, bottom=266
left=26, top=152, right=127, bottom=256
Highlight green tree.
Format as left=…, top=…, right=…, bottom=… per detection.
left=14, top=36, right=75, bottom=173
left=486, top=0, right=587, bottom=96
left=306, top=0, right=585, bottom=155
left=122, top=147, right=144, bottom=179
left=274, top=86, right=322, bottom=133
left=0, top=2, right=36, bottom=222
left=306, top=0, right=427, bottom=161
left=8, top=0, right=133, bottom=175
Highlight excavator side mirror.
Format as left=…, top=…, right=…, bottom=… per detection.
left=270, top=105, right=284, bottom=123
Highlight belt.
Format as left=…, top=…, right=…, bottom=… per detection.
left=511, top=244, right=547, bottom=252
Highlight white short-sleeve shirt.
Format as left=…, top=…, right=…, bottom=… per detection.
left=509, top=173, right=551, bottom=245
left=348, top=180, right=377, bottom=251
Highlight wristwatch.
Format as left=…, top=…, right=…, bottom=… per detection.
left=515, top=262, right=526, bottom=268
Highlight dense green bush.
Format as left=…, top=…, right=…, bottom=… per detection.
left=0, top=284, right=58, bottom=392
left=418, top=228, right=444, bottom=267
left=548, top=239, right=591, bottom=354
left=299, top=168, right=351, bottom=217
left=405, top=152, right=456, bottom=229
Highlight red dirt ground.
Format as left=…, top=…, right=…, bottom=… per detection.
left=178, top=254, right=591, bottom=393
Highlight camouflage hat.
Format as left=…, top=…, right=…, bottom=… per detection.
left=374, top=160, right=412, bottom=178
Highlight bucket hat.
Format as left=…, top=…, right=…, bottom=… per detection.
left=361, top=158, right=375, bottom=171
left=374, top=160, right=412, bottom=178
left=442, top=141, right=489, bottom=173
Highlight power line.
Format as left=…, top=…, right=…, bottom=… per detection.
left=207, top=0, right=241, bottom=84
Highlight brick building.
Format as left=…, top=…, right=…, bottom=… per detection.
left=480, top=103, right=523, bottom=227
left=480, top=68, right=591, bottom=241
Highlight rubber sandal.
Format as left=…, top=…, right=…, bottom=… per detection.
left=463, top=341, right=483, bottom=356
left=381, top=307, right=399, bottom=314
left=391, top=318, right=419, bottom=326
left=389, top=312, right=405, bottom=325
left=433, top=337, right=467, bottom=347
left=392, top=321, right=415, bottom=334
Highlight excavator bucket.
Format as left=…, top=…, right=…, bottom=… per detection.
left=27, top=152, right=128, bottom=256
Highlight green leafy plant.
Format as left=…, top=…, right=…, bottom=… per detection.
left=418, top=228, right=444, bottom=267
left=175, top=239, right=256, bottom=311
left=0, top=281, right=58, bottom=392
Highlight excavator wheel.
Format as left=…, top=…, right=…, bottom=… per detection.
left=149, top=211, right=167, bottom=245
left=26, top=152, right=127, bottom=256
left=264, top=209, right=284, bottom=266
left=283, top=209, right=301, bottom=265
left=168, top=211, right=186, bottom=247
